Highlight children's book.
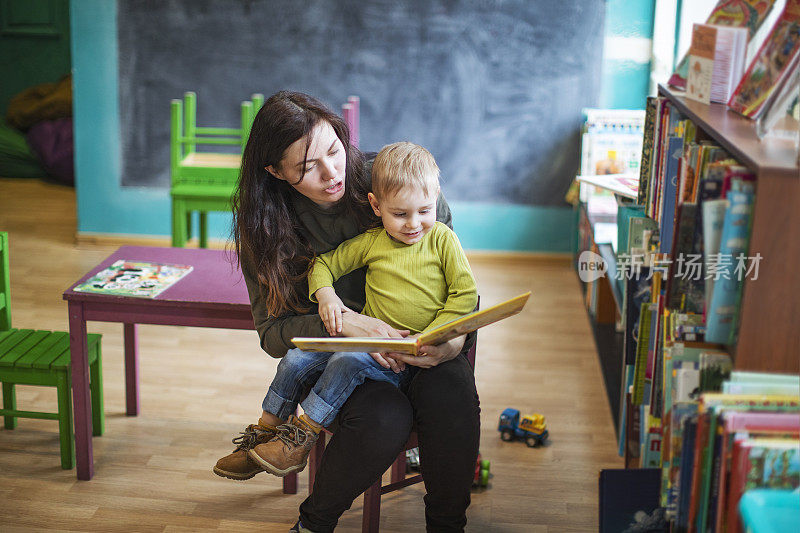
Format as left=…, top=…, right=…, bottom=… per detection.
left=669, top=0, right=778, bottom=89
left=715, top=411, right=800, bottom=531
left=728, top=0, right=800, bottom=118
left=664, top=203, right=698, bottom=310
left=633, top=302, right=656, bottom=405
left=658, top=136, right=684, bottom=255
left=704, top=186, right=756, bottom=344
left=637, top=97, right=660, bottom=206
left=641, top=415, right=663, bottom=469
left=292, top=292, right=530, bottom=355
left=694, top=394, right=800, bottom=531
left=575, top=173, right=640, bottom=199
left=701, top=198, right=729, bottom=308
left=674, top=415, right=698, bottom=529
left=730, top=370, right=800, bottom=383
left=686, top=24, right=749, bottom=104
left=699, top=351, right=733, bottom=392
left=726, top=437, right=800, bottom=533
left=627, top=216, right=658, bottom=258
left=73, top=260, right=193, bottom=298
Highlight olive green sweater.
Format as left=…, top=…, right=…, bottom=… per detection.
left=308, top=222, right=477, bottom=335
left=241, top=181, right=462, bottom=357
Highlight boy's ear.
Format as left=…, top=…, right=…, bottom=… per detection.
left=367, top=192, right=382, bottom=217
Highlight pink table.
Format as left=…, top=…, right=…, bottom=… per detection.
left=63, top=246, right=254, bottom=480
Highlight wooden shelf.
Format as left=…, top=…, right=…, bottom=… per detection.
left=658, top=84, right=799, bottom=178
left=658, top=84, right=800, bottom=374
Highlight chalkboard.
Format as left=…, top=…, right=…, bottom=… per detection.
left=118, top=0, right=605, bottom=206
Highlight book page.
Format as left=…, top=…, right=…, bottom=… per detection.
left=418, top=291, right=531, bottom=346
left=292, top=292, right=531, bottom=355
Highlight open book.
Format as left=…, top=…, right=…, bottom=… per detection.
left=292, top=291, right=530, bottom=355
left=575, top=173, right=639, bottom=199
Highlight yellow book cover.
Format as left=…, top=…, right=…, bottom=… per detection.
left=292, top=292, right=531, bottom=355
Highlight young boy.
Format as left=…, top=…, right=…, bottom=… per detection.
left=220, top=142, right=477, bottom=478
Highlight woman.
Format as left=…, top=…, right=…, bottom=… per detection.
left=216, top=91, right=480, bottom=532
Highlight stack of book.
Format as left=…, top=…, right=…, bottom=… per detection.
left=663, top=372, right=799, bottom=532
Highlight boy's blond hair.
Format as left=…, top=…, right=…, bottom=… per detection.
left=371, top=142, right=440, bottom=199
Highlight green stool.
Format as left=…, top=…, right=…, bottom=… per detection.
left=0, top=232, right=104, bottom=469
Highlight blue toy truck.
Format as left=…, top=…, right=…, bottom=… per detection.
left=498, top=408, right=548, bottom=447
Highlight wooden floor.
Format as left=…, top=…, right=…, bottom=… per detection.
left=0, top=179, right=622, bottom=532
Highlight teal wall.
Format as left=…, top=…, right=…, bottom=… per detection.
left=72, top=0, right=227, bottom=243
left=599, top=0, right=656, bottom=110
left=70, top=0, right=651, bottom=253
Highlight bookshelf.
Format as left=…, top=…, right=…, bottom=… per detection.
left=576, top=203, right=623, bottom=434
left=656, top=84, right=800, bottom=374
left=575, top=86, right=799, bottom=437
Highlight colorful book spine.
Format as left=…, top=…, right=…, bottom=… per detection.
left=726, top=438, right=800, bottom=533
left=633, top=302, right=655, bottom=405
left=658, top=136, right=684, bottom=255
left=715, top=411, right=800, bottom=531
left=638, top=97, right=658, bottom=206
left=701, top=198, right=728, bottom=311
left=705, top=187, right=756, bottom=344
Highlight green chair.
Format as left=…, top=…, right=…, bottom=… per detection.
left=170, top=92, right=264, bottom=248
left=0, top=231, right=103, bottom=469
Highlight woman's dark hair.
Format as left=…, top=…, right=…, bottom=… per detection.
left=232, top=91, right=377, bottom=318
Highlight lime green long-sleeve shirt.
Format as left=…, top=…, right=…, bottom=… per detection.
left=308, top=222, right=478, bottom=335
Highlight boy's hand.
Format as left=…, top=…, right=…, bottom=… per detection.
left=316, top=287, right=347, bottom=336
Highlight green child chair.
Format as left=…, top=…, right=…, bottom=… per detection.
left=0, top=231, right=104, bottom=469
left=170, top=92, right=264, bottom=248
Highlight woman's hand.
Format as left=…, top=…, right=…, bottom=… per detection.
left=384, top=334, right=467, bottom=369
left=340, top=309, right=408, bottom=339
left=339, top=310, right=409, bottom=373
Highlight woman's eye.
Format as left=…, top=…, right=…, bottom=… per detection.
left=394, top=213, right=406, bottom=218
left=329, top=148, right=339, bottom=155
left=419, top=209, right=430, bottom=214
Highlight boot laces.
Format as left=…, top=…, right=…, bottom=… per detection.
left=231, top=425, right=266, bottom=451
left=275, top=422, right=310, bottom=448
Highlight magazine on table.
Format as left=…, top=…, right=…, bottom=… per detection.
left=73, top=260, right=193, bottom=298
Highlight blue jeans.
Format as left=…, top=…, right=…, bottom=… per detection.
left=262, top=348, right=408, bottom=427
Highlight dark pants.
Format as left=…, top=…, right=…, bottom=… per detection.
left=298, top=352, right=481, bottom=532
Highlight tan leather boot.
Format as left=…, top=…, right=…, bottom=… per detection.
left=248, top=415, right=319, bottom=477
left=213, top=424, right=276, bottom=480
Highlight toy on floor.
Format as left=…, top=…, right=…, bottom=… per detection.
left=406, top=448, right=491, bottom=489
left=473, top=453, right=490, bottom=488
left=498, top=408, right=548, bottom=447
